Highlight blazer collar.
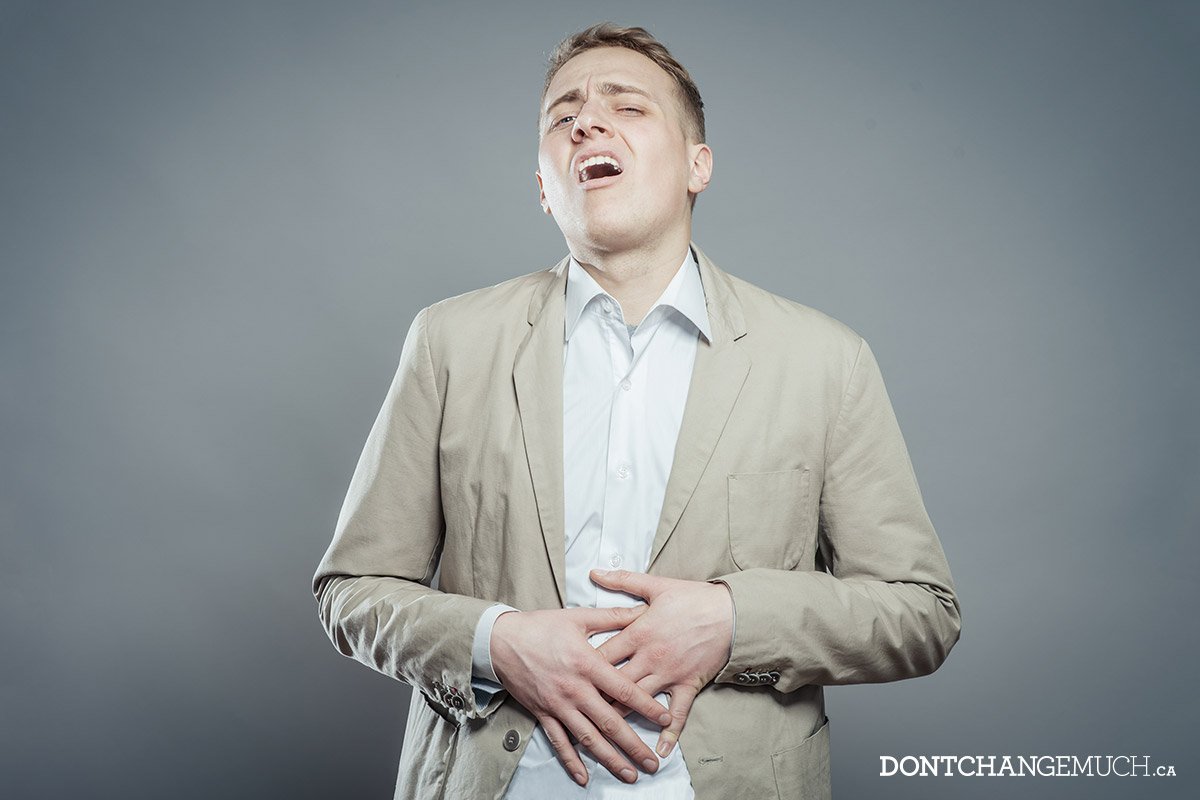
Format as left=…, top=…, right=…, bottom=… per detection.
left=529, top=241, right=746, bottom=344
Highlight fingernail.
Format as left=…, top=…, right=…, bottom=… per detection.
left=593, top=569, right=611, bottom=576
left=657, top=739, right=673, bottom=757
left=642, top=757, right=658, bottom=772
left=621, top=768, right=637, bottom=783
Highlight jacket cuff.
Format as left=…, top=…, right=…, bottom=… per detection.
left=711, top=569, right=790, bottom=691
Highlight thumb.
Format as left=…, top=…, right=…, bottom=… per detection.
left=656, top=683, right=699, bottom=758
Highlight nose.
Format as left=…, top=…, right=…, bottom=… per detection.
left=571, top=100, right=611, bottom=142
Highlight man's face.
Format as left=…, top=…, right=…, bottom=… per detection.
left=536, top=47, right=712, bottom=253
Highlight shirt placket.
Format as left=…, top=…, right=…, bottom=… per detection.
left=596, top=297, right=639, bottom=608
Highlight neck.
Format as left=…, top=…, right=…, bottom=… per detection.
left=569, top=229, right=692, bottom=326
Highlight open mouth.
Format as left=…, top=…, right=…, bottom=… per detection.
left=577, top=155, right=623, bottom=183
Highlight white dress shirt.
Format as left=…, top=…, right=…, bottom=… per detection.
left=470, top=246, right=712, bottom=798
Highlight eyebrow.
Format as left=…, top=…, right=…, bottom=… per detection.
left=543, top=81, right=654, bottom=121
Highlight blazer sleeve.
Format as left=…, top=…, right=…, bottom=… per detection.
left=713, top=337, right=962, bottom=692
left=311, top=306, right=506, bottom=720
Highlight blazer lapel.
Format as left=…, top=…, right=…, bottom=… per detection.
left=512, top=245, right=749, bottom=598
left=513, top=256, right=570, bottom=607
left=648, top=243, right=751, bottom=569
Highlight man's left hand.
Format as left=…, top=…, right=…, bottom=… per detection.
left=589, top=569, right=734, bottom=759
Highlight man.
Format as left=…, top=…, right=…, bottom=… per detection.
left=313, top=23, right=961, bottom=800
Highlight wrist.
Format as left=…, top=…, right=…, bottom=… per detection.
left=490, top=611, right=520, bottom=683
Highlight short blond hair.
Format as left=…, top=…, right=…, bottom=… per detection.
left=541, top=22, right=706, bottom=145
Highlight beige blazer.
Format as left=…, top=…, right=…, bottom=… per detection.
left=313, top=243, right=961, bottom=800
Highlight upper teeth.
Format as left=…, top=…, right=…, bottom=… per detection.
left=578, top=155, right=621, bottom=177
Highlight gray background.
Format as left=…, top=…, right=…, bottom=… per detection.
left=2, top=1, right=1196, bottom=798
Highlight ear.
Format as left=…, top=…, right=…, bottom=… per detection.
left=687, top=143, right=713, bottom=197
left=535, top=171, right=552, bottom=216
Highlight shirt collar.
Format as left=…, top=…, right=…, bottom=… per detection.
left=564, top=246, right=712, bottom=343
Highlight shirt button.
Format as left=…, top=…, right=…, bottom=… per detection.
left=619, top=378, right=632, bottom=391
left=616, top=464, right=631, bottom=479
left=601, top=299, right=613, bottom=314
left=609, top=553, right=623, bottom=568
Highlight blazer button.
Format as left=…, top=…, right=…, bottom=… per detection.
left=735, top=673, right=751, bottom=685
left=503, top=729, right=521, bottom=752
left=767, top=671, right=781, bottom=684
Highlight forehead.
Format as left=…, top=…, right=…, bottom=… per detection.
left=543, top=46, right=676, bottom=111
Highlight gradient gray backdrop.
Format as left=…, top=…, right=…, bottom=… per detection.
left=2, top=1, right=1197, bottom=798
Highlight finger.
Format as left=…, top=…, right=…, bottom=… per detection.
left=559, top=708, right=642, bottom=784
left=602, top=657, right=653, bottom=715
left=595, top=626, right=640, bottom=665
left=589, top=569, right=669, bottom=600
left=570, top=604, right=648, bottom=635
left=580, top=696, right=662, bottom=776
left=538, top=715, right=589, bottom=787
left=612, top=674, right=667, bottom=720
left=589, top=656, right=672, bottom=727
left=656, top=683, right=700, bottom=758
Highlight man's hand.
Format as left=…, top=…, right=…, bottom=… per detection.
left=589, top=570, right=734, bottom=759
left=490, top=605, right=673, bottom=787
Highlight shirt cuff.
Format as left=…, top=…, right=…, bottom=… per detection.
left=471, top=602, right=519, bottom=683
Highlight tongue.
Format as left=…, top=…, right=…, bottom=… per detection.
left=583, top=162, right=621, bottom=181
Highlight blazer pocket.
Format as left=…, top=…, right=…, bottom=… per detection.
left=727, top=468, right=814, bottom=570
left=771, top=716, right=831, bottom=800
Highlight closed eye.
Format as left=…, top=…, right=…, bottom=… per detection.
left=552, top=107, right=641, bottom=129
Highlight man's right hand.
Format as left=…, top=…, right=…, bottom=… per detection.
left=490, top=605, right=670, bottom=788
